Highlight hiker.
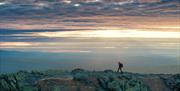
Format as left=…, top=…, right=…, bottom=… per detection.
left=117, top=61, right=123, bottom=73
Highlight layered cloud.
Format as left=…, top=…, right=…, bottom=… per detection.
left=0, top=0, right=179, bottom=16
left=0, top=0, right=179, bottom=52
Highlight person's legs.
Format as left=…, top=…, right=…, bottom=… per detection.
left=117, top=67, right=120, bottom=72
left=120, top=68, right=123, bottom=73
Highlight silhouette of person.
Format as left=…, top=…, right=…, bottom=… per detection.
left=117, top=61, right=123, bottom=73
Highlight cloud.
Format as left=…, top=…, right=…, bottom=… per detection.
left=0, top=0, right=179, bottom=16
left=0, top=1, right=179, bottom=51
left=34, top=30, right=180, bottom=38
left=0, top=28, right=73, bottom=35
left=0, top=15, right=179, bottom=43
left=0, top=42, right=38, bottom=47
left=46, top=49, right=91, bottom=53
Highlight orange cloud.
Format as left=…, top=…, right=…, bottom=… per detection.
left=35, top=30, right=180, bottom=38
left=0, top=42, right=39, bottom=47
left=47, top=50, right=91, bottom=53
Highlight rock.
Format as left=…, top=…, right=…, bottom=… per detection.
left=71, top=68, right=86, bottom=74
left=36, top=77, right=96, bottom=91
left=162, top=74, right=180, bottom=91
left=97, top=73, right=148, bottom=91
left=73, top=73, right=89, bottom=82
left=104, top=70, right=114, bottom=73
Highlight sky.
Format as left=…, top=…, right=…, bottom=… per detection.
left=0, top=0, right=180, bottom=73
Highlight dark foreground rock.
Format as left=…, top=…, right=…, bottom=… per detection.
left=0, top=69, right=179, bottom=91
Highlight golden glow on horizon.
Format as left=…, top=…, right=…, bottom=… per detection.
left=0, top=16, right=179, bottom=31
left=46, top=50, right=91, bottom=53
left=0, top=42, right=37, bottom=46
left=153, top=26, right=180, bottom=29
left=36, top=30, right=180, bottom=38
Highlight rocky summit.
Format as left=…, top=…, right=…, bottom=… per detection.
left=0, top=69, right=180, bottom=91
